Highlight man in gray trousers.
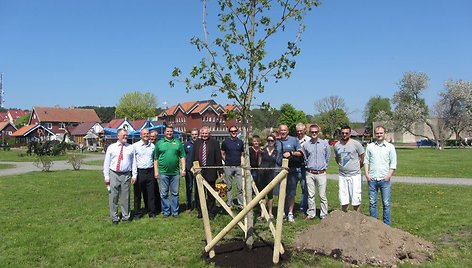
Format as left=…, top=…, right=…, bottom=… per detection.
left=103, top=128, right=137, bottom=224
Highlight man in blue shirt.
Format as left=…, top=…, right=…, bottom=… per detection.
left=221, top=125, right=245, bottom=209
left=275, top=124, right=303, bottom=222
left=302, top=124, right=330, bottom=220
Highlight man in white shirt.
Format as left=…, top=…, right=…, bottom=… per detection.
left=132, top=128, right=156, bottom=219
left=103, top=128, right=137, bottom=224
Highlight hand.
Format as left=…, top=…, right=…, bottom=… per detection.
left=154, top=173, right=160, bottom=180
left=384, top=175, right=391, bottom=182
left=104, top=178, right=110, bottom=185
left=365, top=175, right=372, bottom=181
left=131, top=177, right=137, bottom=184
left=283, top=151, right=291, bottom=158
left=180, top=170, right=186, bottom=177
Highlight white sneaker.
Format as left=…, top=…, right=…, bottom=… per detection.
left=287, top=212, right=295, bottom=222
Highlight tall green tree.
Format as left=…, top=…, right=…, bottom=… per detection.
left=15, top=113, right=31, bottom=128
left=250, top=107, right=281, bottom=130
left=279, top=103, right=307, bottom=135
left=115, top=92, right=157, bottom=120
left=363, top=96, right=392, bottom=131
left=170, top=0, right=319, bottom=249
left=314, top=108, right=349, bottom=139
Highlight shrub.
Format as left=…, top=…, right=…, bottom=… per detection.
left=67, top=154, right=83, bottom=171
left=33, top=156, right=54, bottom=172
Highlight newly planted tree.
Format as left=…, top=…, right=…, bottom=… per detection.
left=171, top=0, right=319, bottom=248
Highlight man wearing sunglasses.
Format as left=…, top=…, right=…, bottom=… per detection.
left=302, top=124, right=330, bottom=220
left=334, top=125, right=365, bottom=213
left=221, top=126, right=245, bottom=209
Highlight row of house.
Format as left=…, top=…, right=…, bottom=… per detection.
left=3, top=100, right=241, bottom=148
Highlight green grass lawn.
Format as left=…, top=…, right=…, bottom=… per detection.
left=0, top=163, right=15, bottom=169
left=82, top=160, right=104, bottom=166
left=326, top=147, right=472, bottom=178
left=1, top=169, right=471, bottom=267
left=0, top=148, right=82, bottom=162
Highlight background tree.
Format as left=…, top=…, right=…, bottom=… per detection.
left=314, top=95, right=347, bottom=114
left=279, top=103, right=307, bottom=135
left=15, top=113, right=31, bottom=128
left=115, top=91, right=157, bottom=120
left=436, top=79, right=472, bottom=140
left=250, top=107, right=281, bottom=131
left=313, top=96, right=349, bottom=138
left=314, top=108, right=349, bottom=139
left=390, top=72, right=447, bottom=149
left=170, top=0, right=319, bottom=248
left=363, top=96, right=391, bottom=132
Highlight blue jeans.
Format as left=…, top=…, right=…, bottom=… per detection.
left=368, top=180, right=391, bottom=225
left=299, top=166, right=308, bottom=213
left=159, top=174, right=180, bottom=216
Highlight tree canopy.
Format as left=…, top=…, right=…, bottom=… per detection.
left=363, top=96, right=392, bottom=131
left=115, top=91, right=157, bottom=120
left=279, top=103, right=307, bottom=135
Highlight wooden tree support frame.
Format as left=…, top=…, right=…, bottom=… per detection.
left=192, top=159, right=289, bottom=264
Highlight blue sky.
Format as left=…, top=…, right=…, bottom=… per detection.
left=1, top=0, right=471, bottom=122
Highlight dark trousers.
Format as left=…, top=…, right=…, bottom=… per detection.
left=134, top=168, right=157, bottom=216
left=185, top=169, right=194, bottom=210
left=195, top=177, right=217, bottom=217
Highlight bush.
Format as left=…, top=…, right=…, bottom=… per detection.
left=67, top=154, right=83, bottom=171
left=27, top=140, right=67, bottom=156
left=33, top=156, right=54, bottom=172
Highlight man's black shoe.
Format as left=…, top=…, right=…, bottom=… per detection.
left=197, top=214, right=203, bottom=219
left=112, top=221, right=119, bottom=225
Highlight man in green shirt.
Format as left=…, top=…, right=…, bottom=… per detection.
left=154, top=126, right=186, bottom=217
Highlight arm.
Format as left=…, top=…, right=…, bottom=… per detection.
left=153, top=159, right=159, bottom=179
left=325, top=142, right=331, bottom=168
left=131, top=146, right=137, bottom=184
left=364, top=147, right=371, bottom=181
left=180, top=157, right=186, bottom=177
left=103, top=147, right=112, bottom=184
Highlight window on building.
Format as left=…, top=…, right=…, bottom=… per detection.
left=45, top=123, right=52, bottom=129
left=59, top=122, right=66, bottom=129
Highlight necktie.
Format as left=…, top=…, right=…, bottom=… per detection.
left=116, top=144, right=124, bottom=171
left=202, top=141, right=207, bottom=166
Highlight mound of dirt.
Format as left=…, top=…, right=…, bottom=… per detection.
left=294, top=210, right=435, bottom=266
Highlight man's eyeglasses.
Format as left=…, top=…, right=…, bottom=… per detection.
left=230, top=130, right=238, bottom=133
left=341, top=132, right=350, bottom=135
left=267, top=139, right=275, bottom=142
left=311, top=131, right=319, bottom=134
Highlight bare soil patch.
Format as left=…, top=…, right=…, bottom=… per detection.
left=206, top=239, right=291, bottom=268
left=293, top=210, right=435, bottom=266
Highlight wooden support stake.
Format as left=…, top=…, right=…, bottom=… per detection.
left=193, top=161, right=215, bottom=259
left=201, top=179, right=247, bottom=233
left=252, top=181, right=285, bottom=254
left=204, top=160, right=289, bottom=253
left=273, top=159, right=288, bottom=264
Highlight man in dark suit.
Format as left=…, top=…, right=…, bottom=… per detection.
left=192, top=126, right=222, bottom=219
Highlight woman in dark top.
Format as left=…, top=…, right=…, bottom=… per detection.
left=249, top=135, right=262, bottom=181
left=257, top=134, right=277, bottom=219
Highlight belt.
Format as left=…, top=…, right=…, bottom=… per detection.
left=307, top=169, right=326, bottom=174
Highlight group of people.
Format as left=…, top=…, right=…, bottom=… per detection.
left=103, top=123, right=397, bottom=226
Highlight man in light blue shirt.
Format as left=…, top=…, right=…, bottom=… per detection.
left=302, top=124, right=331, bottom=220
left=364, top=126, right=397, bottom=225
